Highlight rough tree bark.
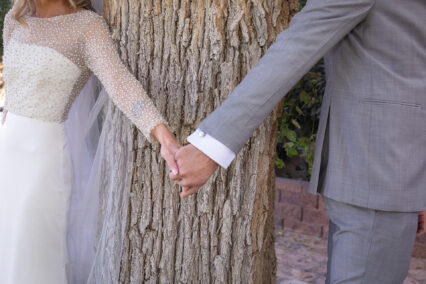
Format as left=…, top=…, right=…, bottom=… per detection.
left=101, top=0, right=298, bottom=283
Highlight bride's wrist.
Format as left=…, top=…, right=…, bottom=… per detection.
left=151, top=123, right=174, bottom=146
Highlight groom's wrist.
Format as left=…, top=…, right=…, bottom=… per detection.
left=187, top=129, right=236, bottom=169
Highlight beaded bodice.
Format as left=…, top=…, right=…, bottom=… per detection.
left=2, top=8, right=165, bottom=139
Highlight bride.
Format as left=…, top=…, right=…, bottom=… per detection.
left=0, top=0, right=181, bottom=283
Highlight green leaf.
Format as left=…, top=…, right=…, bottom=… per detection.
left=284, top=142, right=295, bottom=148
left=286, top=148, right=299, bottom=158
left=284, top=130, right=297, bottom=142
left=298, top=141, right=308, bottom=148
left=291, top=119, right=301, bottom=129
left=275, top=157, right=285, bottom=169
left=300, top=90, right=310, bottom=104
left=295, top=106, right=304, bottom=116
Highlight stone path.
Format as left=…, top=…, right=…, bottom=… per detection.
left=275, top=229, right=426, bottom=284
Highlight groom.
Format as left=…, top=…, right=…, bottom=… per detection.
left=170, top=0, right=426, bottom=282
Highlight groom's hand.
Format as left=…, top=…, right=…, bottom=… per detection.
left=170, top=144, right=218, bottom=198
left=417, top=211, right=426, bottom=237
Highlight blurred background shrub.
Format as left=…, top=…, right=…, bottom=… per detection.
left=275, top=0, right=326, bottom=180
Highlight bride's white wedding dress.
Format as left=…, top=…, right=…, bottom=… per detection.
left=0, top=7, right=165, bottom=284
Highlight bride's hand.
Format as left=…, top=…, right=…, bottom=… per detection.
left=151, top=123, right=181, bottom=175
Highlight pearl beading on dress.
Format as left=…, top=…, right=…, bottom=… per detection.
left=2, top=9, right=165, bottom=140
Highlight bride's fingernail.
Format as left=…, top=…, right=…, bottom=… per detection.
left=172, top=169, right=178, bottom=175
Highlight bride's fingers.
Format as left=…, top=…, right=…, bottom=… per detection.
left=169, top=170, right=181, bottom=181
left=164, top=155, right=179, bottom=176
left=160, top=147, right=179, bottom=176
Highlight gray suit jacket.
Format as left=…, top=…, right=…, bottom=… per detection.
left=198, top=0, right=426, bottom=212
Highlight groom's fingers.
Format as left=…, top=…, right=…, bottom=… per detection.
left=180, top=186, right=201, bottom=199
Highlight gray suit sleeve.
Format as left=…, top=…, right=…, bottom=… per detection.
left=198, top=0, right=375, bottom=154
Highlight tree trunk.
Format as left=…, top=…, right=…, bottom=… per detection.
left=101, top=0, right=298, bottom=283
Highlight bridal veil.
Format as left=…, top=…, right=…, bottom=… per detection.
left=65, top=0, right=131, bottom=282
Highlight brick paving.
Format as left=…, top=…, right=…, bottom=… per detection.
left=275, top=229, right=426, bottom=284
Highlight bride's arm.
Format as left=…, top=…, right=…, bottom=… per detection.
left=83, top=15, right=166, bottom=141
left=83, top=15, right=180, bottom=173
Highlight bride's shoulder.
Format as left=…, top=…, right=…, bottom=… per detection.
left=78, top=10, right=106, bottom=24
left=78, top=10, right=110, bottom=32
left=3, top=5, right=18, bottom=31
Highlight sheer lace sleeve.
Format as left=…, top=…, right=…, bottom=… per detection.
left=83, top=15, right=166, bottom=141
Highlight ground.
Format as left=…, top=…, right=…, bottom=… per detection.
left=275, top=229, right=426, bottom=284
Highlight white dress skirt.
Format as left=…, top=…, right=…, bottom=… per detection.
left=0, top=112, right=73, bottom=283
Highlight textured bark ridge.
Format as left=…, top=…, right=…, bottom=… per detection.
left=102, top=0, right=298, bottom=283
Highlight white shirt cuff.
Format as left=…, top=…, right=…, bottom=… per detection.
left=187, top=129, right=236, bottom=169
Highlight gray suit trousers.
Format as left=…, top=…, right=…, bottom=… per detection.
left=324, top=197, right=418, bottom=284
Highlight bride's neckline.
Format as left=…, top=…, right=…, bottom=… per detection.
left=27, top=9, right=86, bottom=20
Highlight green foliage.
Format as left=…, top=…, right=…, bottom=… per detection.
left=274, top=0, right=326, bottom=180
left=0, top=0, right=11, bottom=56
left=299, top=0, right=307, bottom=9
left=276, top=60, right=325, bottom=179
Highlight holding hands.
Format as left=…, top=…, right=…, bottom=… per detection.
left=170, top=145, right=218, bottom=198
left=151, top=125, right=218, bottom=198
